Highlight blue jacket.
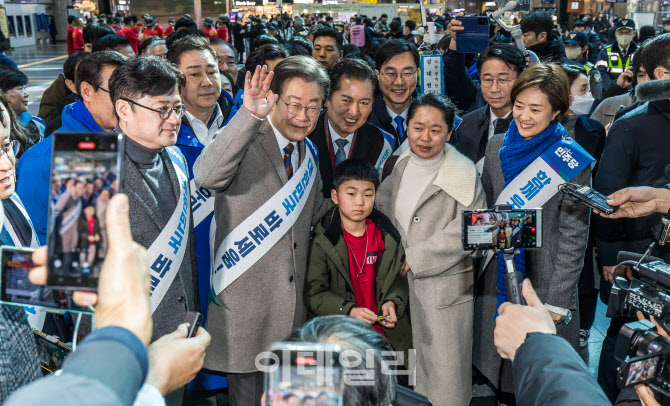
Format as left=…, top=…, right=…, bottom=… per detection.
left=15, top=100, right=105, bottom=245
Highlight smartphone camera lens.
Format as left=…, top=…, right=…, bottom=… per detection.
left=478, top=18, right=488, bottom=25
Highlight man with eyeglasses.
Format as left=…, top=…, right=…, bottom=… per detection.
left=367, top=40, right=419, bottom=150
left=193, top=57, right=331, bottom=405
left=210, top=37, right=240, bottom=95
left=16, top=51, right=129, bottom=245
left=450, top=43, right=526, bottom=172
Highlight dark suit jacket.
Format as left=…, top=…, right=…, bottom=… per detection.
left=594, top=99, right=670, bottom=266
left=124, top=148, right=199, bottom=340
left=308, top=111, right=387, bottom=197
left=453, top=105, right=513, bottom=164
left=367, top=95, right=400, bottom=147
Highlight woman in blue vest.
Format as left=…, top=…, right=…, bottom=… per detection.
left=0, top=93, right=42, bottom=402
left=473, top=64, right=593, bottom=402
left=0, top=67, right=45, bottom=152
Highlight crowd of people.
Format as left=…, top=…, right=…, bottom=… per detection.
left=0, top=6, right=669, bottom=406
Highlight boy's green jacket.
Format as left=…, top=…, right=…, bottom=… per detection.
left=305, top=206, right=413, bottom=354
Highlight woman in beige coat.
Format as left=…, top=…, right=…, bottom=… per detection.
left=376, top=93, right=487, bottom=406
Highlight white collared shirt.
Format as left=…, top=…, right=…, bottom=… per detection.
left=386, top=105, right=409, bottom=134
left=268, top=117, right=299, bottom=174
left=328, top=121, right=354, bottom=159
left=488, top=108, right=512, bottom=140
left=185, top=103, right=224, bottom=146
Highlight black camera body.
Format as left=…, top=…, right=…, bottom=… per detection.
left=607, top=260, right=670, bottom=334
left=615, top=320, right=670, bottom=396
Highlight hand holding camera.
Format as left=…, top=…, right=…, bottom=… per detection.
left=29, top=194, right=153, bottom=346
left=494, top=279, right=556, bottom=361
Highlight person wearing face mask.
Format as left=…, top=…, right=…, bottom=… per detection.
left=565, top=31, right=603, bottom=101
left=560, top=63, right=606, bottom=358
left=596, top=19, right=638, bottom=92
left=662, top=19, right=670, bottom=35
left=593, top=33, right=670, bottom=403
left=591, top=42, right=649, bottom=131
left=474, top=64, right=593, bottom=404
left=376, top=92, right=486, bottom=406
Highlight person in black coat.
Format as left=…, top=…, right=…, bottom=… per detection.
left=308, top=59, right=391, bottom=197
left=495, top=279, right=611, bottom=406
left=594, top=39, right=670, bottom=399
left=451, top=43, right=526, bottom=169
left=366, top=40, right=420, bottom=150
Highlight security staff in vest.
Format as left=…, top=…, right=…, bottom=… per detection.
left=565, top=31, right=603, bottom=101
left=109, top=57, right=199, bottom=346
left=596, top=18, right=638, bottom=92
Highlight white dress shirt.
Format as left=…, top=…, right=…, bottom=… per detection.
left=488, top=108, right=511, bottom=140
left=268, top=117, right=299, bottom=174
left=185, top=103, right=224, bottom=146
left=328, top=121, right=354, bottom=159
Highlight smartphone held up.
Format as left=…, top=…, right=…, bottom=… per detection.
left=0, top=132, right=125, bottom=315
left=46, top=132, right=124, bottom=292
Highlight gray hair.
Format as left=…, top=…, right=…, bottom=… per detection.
left=284, top=316, right=396, bottom=406
left=269, top=56, right=330, bottom=102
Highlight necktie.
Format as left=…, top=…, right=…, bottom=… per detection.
left=334, top=138, right=349, bottom=166
left=283, top=144, right=294, bottom=180
left=394, top=115, right=405, bottom=141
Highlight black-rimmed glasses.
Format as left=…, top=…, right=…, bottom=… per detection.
left=120, top=97, right=187, bottom=120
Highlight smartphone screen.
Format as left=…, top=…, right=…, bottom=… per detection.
left=265, top=344, right=344, bottom=406
left=462, top=209, right=542, bottom=250
left=46, top=132, right=124, bottom=291
left=0, top=246, right=91, bottom=313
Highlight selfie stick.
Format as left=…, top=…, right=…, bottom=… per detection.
left=489, top=1, right=525, bottom=51
left=501, top=248, right=526, bottom=305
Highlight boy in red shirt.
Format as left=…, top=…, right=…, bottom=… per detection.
left=305, top=159, right=412, bottom=354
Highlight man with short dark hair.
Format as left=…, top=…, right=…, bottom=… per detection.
left=193, top=57, right=331, bottom=405
left=210, top=38, right=239, bottom=93
left=66, top=16, right=77, bottom=55
left=167, top=36, right=233, bottom=329
left=594, top=33, right=670, bottom=402
left=367, top=39, right=419, bottom=150
left=16, top=51, right=129, bottom=244
left=312, top=28, right=342, bottom=70
left=83, top=22, right=115, bottom=52
left=520, top=11, right=569, bottom=63
left=109, top=55, right=199, bottom=345
left=452, top=43, right=525, bottom=169
left=308, top=58, right=394, bottom=196
left=374, top=13, right=389, bottom=33
left=92, top=34, right=135, bottom=57
left=122, top=16, right=140, bottom=54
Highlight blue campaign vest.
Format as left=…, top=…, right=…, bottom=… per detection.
left=176, top=121, right=227, bottom=392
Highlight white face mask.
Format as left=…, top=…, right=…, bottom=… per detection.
left=434, top=33, right=445, bottom=42
left=570, top=92, right=595, bottom=116
left=565, top=47, right=582, bottom=61
left=616, top=34, right=634, bottom=49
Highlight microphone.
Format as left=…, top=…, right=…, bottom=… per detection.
left=635, top=78, right=670, bottom=102
left=617, top=251, right=663, bottom=264
left=490, top=1, right=517, bottom=22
